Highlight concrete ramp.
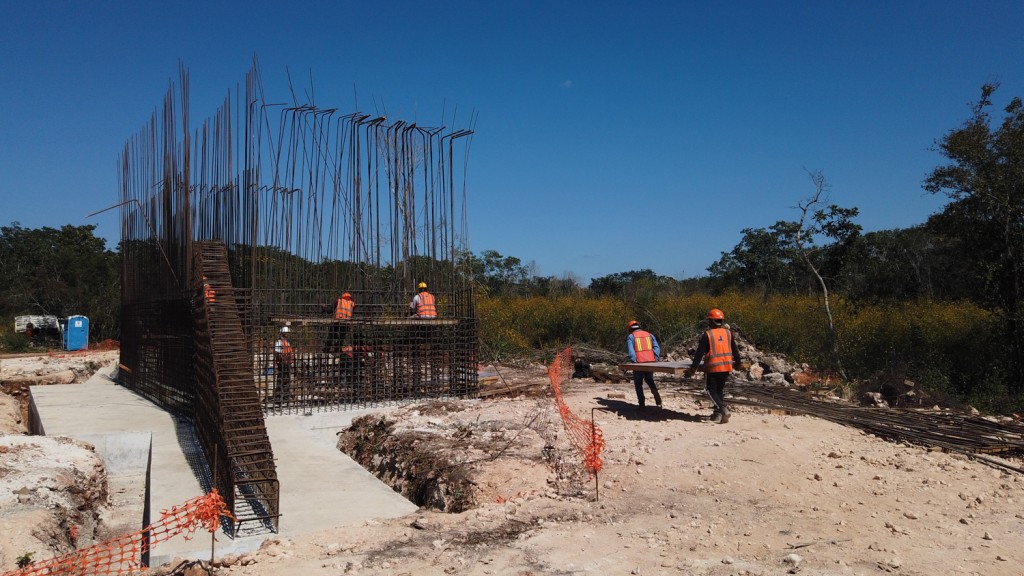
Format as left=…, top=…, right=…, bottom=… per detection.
left=29, top=362, right=418, bottom=566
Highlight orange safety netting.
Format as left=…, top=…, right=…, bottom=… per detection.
left=547, top=346, right=605, bottom=475
left=1, top=489, right=234, bottom=576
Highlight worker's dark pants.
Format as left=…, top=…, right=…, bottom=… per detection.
left=633, top=370, right=662, bottom=407
left=705, top=371, right=729, bottom=413
left=275, top=361, right=292, bottom=399
left=325, top=322, right=351, bottom=352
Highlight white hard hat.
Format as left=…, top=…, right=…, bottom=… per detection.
left=281, top=326, right=290, bottom=333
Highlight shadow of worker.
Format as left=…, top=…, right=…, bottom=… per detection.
left=594, top=397, right=704, bottom=423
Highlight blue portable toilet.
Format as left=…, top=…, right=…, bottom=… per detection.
left=63, top=315, right=89, bottom=351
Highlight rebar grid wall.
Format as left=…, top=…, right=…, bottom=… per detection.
left=119, top=63, right=478, bottom=530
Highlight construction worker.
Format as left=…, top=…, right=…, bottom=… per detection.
left=202, top=276, right=216, bottom=304
left=273, top=326, right=294, bottom=400
left=627, top=320, right=663, bottom=411
left=410, top=282, right=437, bottom=318
left=334, top=292, right=354, bottom=319
left=684, top=308, right=742, bottom=423
left=328, top=291, right=355, bottom=354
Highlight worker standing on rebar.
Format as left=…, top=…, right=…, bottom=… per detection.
left=627, top=320, right=663, bottom=411
left=410, top=282, right=437, bottom=318
left=334, top=292, right=354, bottom=320
left=202, top=276, right=216, bottom=304
left=684, top=308, right=742, bottom=423
left=274, top=326, right=294, bottom=400
left=332, top=292, right=355, bottom=348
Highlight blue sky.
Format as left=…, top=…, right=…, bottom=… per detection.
left=2, top=1, right=1022, bottom=282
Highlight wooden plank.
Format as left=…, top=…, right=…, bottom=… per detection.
left=617, top=361, right=693, bottom=374
left=270, top=317, right=459, bottom=326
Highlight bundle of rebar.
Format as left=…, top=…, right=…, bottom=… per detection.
left=722, top=383, right=1024, bottom=473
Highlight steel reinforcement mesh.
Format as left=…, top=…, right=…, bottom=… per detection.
left=117, top=61, right=478, bottom=532
left=251, top=289, right=478, bottom=413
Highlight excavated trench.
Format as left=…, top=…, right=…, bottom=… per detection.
left=336, top=398, right=573, bottom=513
left=337, top=412, right=478, bottom=513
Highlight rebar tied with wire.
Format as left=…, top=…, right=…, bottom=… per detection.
left=117, top=60, right=479, bottom=532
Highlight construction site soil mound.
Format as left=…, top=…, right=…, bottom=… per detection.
left=3, top=351, right=1024, bottom=575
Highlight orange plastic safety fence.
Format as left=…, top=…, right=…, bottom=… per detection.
left=1, top=490, right=234, bottom=576
left=547, top=347, right=605, bottom=475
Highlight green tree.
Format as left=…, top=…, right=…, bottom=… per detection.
left=588, top=269, right=662, bottom=297
left=707, top=221, right=803, bottom=298
left=0, top=223, right=120, bottom=341
left=924, top=83, right=1024, bottom=394
left=480, top=250, right=530, bottom=295
left=836, top=226, right=973, bottom=302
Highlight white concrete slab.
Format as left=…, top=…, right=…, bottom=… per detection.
left=29, top=361, right=418, bottom=566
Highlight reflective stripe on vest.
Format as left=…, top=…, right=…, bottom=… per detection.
left=203, top=283, right=216, bottom=303
left=335, top=298, right=353, bottom=319
left=277, top=339, right=293, bottom=362
left=632, top=329, right=656, bottom=363
left=705, top=327, right=733, bottom=372
left=417, top=292, right=437, bottom=317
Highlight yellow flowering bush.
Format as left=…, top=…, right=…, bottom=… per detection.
left=477, top=292, right=998, bottom=404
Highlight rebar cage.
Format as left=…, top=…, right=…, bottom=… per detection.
left=118, top=60, right=478, bottom=533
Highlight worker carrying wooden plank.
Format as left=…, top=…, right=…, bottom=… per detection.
left=626, top=320, right=662, bottom=411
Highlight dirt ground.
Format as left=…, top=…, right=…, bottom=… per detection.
left=3, top=354, right=1024, bottom=576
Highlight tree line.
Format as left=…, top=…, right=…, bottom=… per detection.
left=2, top=83, right=1020, bottom=407
left=0, top=223, right=119, bottom=348
left=466, top=84, right=1024, bottom=404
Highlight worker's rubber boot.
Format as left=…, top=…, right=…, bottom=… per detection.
left=709, top=411, right=722, bottom=423
left=719, top=408, right=731, bottom=424
left=653, top=391, right=663, bottom=408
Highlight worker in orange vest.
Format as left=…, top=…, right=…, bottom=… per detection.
left=627, top=320, right=662, bottom=411
left=327, top=292, right=356, bottom=353
left=684, top=308, right=742, bottom=423
left=410, top=282, right=437, bottom=318
left=274, top=326, right=294, bottom=400
left=202, top=276, right=216, bottom=304
left=334, top=293, right=354, bottom=319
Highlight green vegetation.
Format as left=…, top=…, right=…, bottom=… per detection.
left=473, top=84, right=1024, bottom=413
left=0, top=223, right=119, bottom=345
left=479, top=294, right=1006, bottom=410
left=4, top=84, right=1021, bottom=413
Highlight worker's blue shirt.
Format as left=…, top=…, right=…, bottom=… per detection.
left=626, top=332, right=661, bottom=363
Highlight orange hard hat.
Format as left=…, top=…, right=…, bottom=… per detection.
left=342, top=292, right=352, bottom=299
left=707, top=308, right=725, bottom=320
left=627, top=320, right=640, bottom=330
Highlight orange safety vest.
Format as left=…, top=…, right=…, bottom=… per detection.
left=203, top=283, right=216, bottom=303
left=416, top=291, right=437, bottom=318
left=704, top=327, right=734, bottom=373
left=276, top=338, right=293, bottom=363
left=334, top=298, right=354, bottom=319
left=631, top=329, right=656, bottom=363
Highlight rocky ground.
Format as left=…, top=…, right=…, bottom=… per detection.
left=2, top=351, right=1023, bottom=576
left=0, top=349, right=121, bottom=571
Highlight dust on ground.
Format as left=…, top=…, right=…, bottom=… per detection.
left=3, top=352, right=1024, bottom=576
left=220, top=371, right=1024, bottom=576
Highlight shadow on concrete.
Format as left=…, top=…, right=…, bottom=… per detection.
left=169, top=414, right=277, bottom=537
left=594, top=397, right=705, bottom=423
left=170, top=413, right=214, bottom=494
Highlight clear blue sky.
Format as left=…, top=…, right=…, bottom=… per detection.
left=2, top=1, right=1022, bottom=282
